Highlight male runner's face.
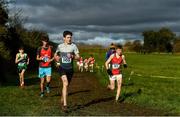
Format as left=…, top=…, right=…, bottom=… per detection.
left=42, top=41, right=48, bottom=47
left=64, top=35, right=72, bottom=44
left=19, top=49, right=24, bottom=53
left=116, top=48, right=122, bottom=55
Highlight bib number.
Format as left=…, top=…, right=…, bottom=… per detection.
left=43, top=56, right=49, bottom=62
left=112, top=64, right=120, bottom=69
left=18, top=62, right=26, bottom=67
left=62, top=57, right=72, bottom=63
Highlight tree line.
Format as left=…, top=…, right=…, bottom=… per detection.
left=0, top=0, right=57, bottom=84
left=124, top=28, right=180, bottom=53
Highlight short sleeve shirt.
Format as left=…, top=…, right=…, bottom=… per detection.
left=55, top=43, right=79, bottom=69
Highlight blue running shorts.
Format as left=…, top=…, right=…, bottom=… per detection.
left=38, top=67, right=52, bottom=78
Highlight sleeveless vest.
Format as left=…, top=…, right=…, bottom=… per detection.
left=40, top=47, right=52, bottom=67
left=111, top=53, right=123, bottom=75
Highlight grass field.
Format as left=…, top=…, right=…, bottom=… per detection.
left=0, top=72, right=65, bottom=116
left=126, top=53, right=180, bottom=115
left=81, top=51, right=180, bottom=115
left=0, top=51, right=180, bottom=115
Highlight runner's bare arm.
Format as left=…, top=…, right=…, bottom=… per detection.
left=36, top=55, right=43, bottom=61
left=15, top=54, right=19, bottom=64
left=105, top=54, right=113, bottom=69
left=47, top=50, right=54, bottom=63
left=48, top=46, right=54, bottom=62
left=15, top=54, right=23, bottom=64
left=27, top=56, right=30, bottom=65
left=122, top=55, right=127, bottom=64
left=122, top=55, right=127, bottom=68
left=74, top=53, right=80, bottom=60
left=48, top=56, right=54, bottom=63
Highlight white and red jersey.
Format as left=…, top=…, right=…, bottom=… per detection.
left=79, top=57, right=83, bottom=64
left=84, top=58, right=88, bottom=64
left=88, top=57, right=95, bottom=64
left=111, top=53, right=123, bottom=75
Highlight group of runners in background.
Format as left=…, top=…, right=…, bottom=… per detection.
left=15, top=30, right=127, bottom=112
left=77, top=55, right=95, bottom=72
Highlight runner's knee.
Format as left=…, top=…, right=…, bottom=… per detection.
left=40, top=79, right=45, bottom=85
left=46, top=76, right=51, bottom=82
left=40, top=82, right=44, bottom=85
left=63, top=81, right=68, bottom=87
left=20, top=71, right=25, bottom=76
left=110, top=85, right=115, bottom=90
left=61, top=76, right=69, bottom=86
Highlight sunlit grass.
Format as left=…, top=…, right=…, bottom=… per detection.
left=83, top=51, right=180, bottom=115
left=0, top=50, right=180, bottom=115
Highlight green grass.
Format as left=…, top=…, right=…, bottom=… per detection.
left=0, top=72, right=64, bottom=116
left=88, top=52, right=180, bottom=115
left=126, top=53, right=180, bottom=77
left=0, top=51, right=180, bottom=115
left=123, top=75, right=180, bottom=115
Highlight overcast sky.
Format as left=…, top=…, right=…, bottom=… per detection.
left=9, top=0, right=180, bottom=46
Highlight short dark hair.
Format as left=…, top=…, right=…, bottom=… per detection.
left=109, top=43, right=115, bottom=49
left=116, top=44, right=123, bottom=49
left=19, top=46, right=24, bottom=50
left=41, top=34, right=49, bottom=42
left=63, top=30, right=73, bottom=37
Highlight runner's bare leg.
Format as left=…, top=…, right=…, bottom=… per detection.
left=116, top=76, right=122, bottom=101
left=61, top=75, right=68, bottom=106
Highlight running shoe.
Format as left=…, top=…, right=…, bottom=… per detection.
left=40, top=92, right=44, bottom=97
left=46, top=86, right=50, bottom=93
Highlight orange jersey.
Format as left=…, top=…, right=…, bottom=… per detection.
left=39, top=46, right=52, bottom=67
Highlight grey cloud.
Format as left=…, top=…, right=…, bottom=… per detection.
left=14, top=0, right=180, bottom=26
left=9, top=0, right=180, bottom=45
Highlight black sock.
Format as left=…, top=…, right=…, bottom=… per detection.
left=46, top=82, right=50, bottom=87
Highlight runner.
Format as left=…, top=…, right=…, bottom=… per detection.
left=88, top=54, right=95, bottom=72
left=76, top=61, right=80, bottom=70
left=84, top=58, right=89, bottom=72
left=105, top=43, right=116, bottom=61
left=15, top=46, right=29, bottom=88
left=105, top=44, right=127, bottom=102
left=36, top=35, right=54, bottom=97
left=54, top=52, right=61, bottom=68
left=105, top=43, right=116, bottom=91
left=78, top=56, right=84, bottom=72
left=54, top=31, right=80, bottom=112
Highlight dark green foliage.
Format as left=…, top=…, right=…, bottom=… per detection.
left=0, top=0, right=8, bottom=25
left=142, top=27, right=175, bottom=53
left=132, top=40, right=143, bottom=53
left=0, top=1, right=57, bottom=84
left=173, top=37, right=180, bottom=52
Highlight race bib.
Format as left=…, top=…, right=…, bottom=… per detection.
left=62, top=56, right=72, bottom=63
left=43, top=56, right=49, bottom=62
left=18, top=62, right=26, bottom=67
left=112, top=64, right=120, bottom=69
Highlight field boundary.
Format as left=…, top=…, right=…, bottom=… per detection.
left=135, top=73, right=180, bottom=80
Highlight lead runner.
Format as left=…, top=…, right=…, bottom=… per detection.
left=54, top=31, right=80, bottom=112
